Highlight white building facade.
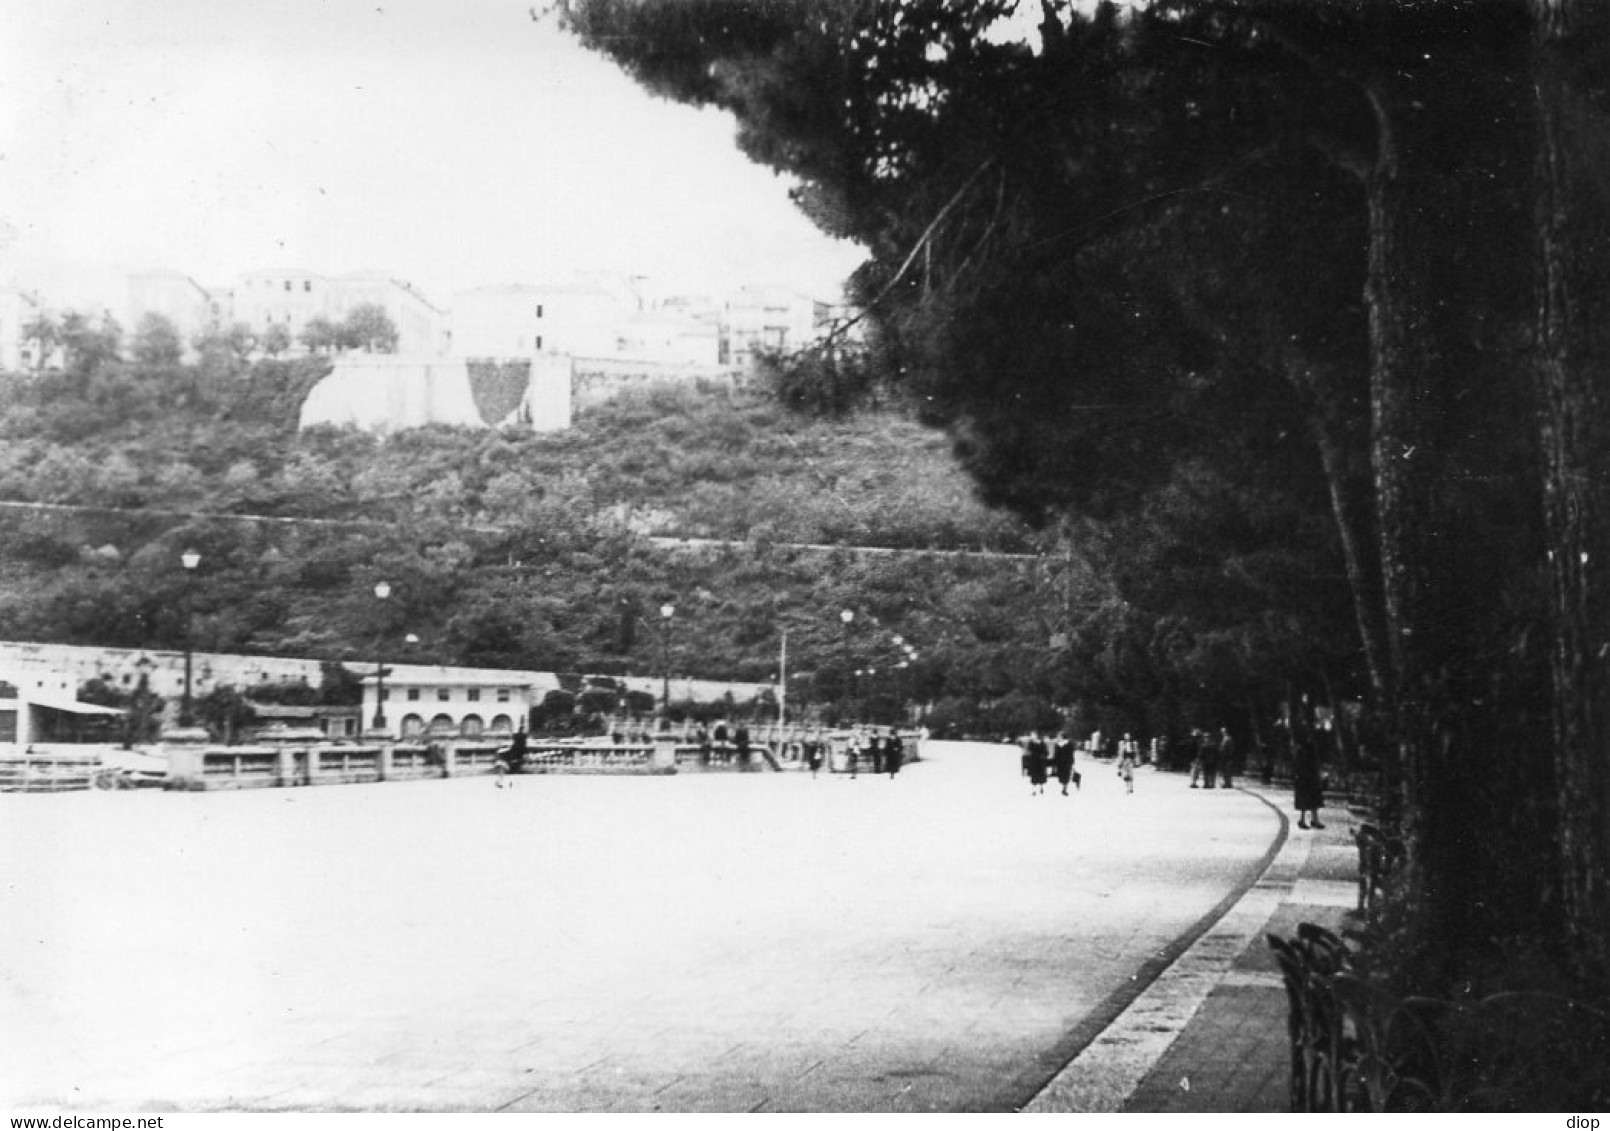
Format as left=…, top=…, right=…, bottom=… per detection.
left=363, top=666, right=558, bottom=740
left=0, top=288, right=42, bottom=371
left=721, top=284, right=830, bottom=367
left=212, top=268, right=447, bottom=355
left=125, top=270, right=228, bottom=349
left=451, top=282, right=632, bottom=360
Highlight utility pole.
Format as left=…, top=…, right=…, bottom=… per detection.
left=777, top=629, right=788, bottom=744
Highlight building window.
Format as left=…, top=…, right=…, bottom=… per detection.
left=467, top=689, right=481, bottom=702
left=407, top=689, right=420, bottom=701
left=496, top=689, right=511, bottom=703
left=461, top=715, right=484, bottom=738
left=535, top=304, right=544, bottom=318
left=284, top=280, right=292, bottom=292
left=304, top=280, right=312, bottom=293
left=535, top=335, right=543, bottom=351
left=438, top=689, right=451, bottom=702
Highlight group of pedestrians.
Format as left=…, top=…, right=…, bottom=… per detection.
left=1016, top=721, right=1331, bottom=830
left=692, top=721, right=754, bottom=767
left=1018, top=732, right=1082, bottom=796
left=1187, top=726, right=1240, bottom=790
left=841, top=726, right=906, bottom=780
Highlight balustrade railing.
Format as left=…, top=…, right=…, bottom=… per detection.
left=1269, top=923, right=1609, bottom=1111
left=0, top=749, right=101, bottom=792
left=526, top=740, right=658, bottom=771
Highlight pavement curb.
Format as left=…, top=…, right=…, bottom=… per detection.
left=1022, top=785, right=1316, bottom=1113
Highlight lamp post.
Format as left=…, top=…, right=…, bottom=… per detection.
left=779, top=628, right=789, bottom=728
left=372, top=581, right=391, bottom=731
left=179, top=549, right=200, bottom=727
left=908, top=647, right=920, bottom=728
left=895, top=660, right=909, bottom=726
left=840, top=609, right=855, bottom=723
left=660, top=603, right=675, bottom=714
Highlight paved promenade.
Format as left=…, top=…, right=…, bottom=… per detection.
left=1026, top=780, right=1361, bottom=1112
left=0, top=744, right=1342, bottom=1113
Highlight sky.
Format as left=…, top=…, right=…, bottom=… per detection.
left=0, top=0, right=869, bottom=313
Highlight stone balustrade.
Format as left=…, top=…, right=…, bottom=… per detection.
left=151, top=728, right=925, bottom=790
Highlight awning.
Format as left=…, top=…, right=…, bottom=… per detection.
left=15, top=694, right=126, bottom=717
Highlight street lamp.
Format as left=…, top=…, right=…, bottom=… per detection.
left=895, top=659, right=909, bottom=725
left=840, top=610, right=855, bottom=722
left=179, top=550, right=201, bottom=727
left=660, top=603, right=675, bottom=714
left=372, top=581, right=391, bottom=731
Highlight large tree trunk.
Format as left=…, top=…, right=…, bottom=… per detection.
left=1361, top=79, right=1489, bottom=967
left=1532, top=0, right=1610, bottom=988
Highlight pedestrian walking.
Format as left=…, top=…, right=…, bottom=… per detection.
left=1217, top=726, right=1238, bottom=789
left=1052, top=732, right=1078, bottom=794
left=848, top=727, right=862, bottom=779
left=1117, top=741, right=1137, bottom=793
left=735, top=724, right=751, bottom=768
left=1025, top=732, right=1049, bottom=795
left=1188, top=729, right=1205, bottom=787
left=870, top=731, right=886, bottom=775
left=1118, top=732, right=1140, bottom=770
left=1292, top=728, right=1326, bottom=829
left=887, top=730, right=904, bottom=778
left=806, top=730, right=824, bottom=778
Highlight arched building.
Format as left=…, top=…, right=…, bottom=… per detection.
left=362, top=665, right=561, bottom=739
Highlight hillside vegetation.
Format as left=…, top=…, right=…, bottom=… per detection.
left=0, top=356, right=1094, bottom=732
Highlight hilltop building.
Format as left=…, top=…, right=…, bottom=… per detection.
left=124, top=267, right=448, bottom=356
left=116, top=265, right=845, bottom=431
left=451, top=280, right=628, bottom=359
left=721, top=284, right=831, bottom=366
left=233, top=268, right=447, bottom=355
left=0, top=287, right=43, bottom=371
left=125, top=270, right=230, bottom=350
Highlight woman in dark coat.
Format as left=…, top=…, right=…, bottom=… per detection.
left=1292, top=729, right=1325, bottom=829
left=1052, top=733, right=1077, bottom=795
left=1024, top=733, right=1049, bottom=795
